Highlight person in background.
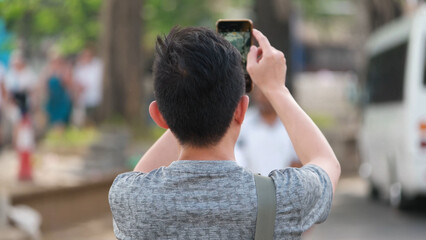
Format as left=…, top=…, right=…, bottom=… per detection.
left=39, top=50, right=73, bottom=128
left=0, top=63, right=6, bottom=147
left=4, top=52, right=37, bottom=119
left=73, top=47, right=103, bottom=126
left=2, top=52, right=37, bottom=149
left=0, top=63, right=6, bottom=103
left=235, top=87, right=301, bottom=176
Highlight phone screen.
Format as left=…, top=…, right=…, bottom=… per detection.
left=217, top=20, right=253, bottom=92
left=219, top=30, right=251, bottom=67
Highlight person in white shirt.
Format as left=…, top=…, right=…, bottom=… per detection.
left=2, top=52, right=37, bottom=149
left=73, top=48, right=103, bottom=125
left=0, top=63, right=6, bottom=147
left=235, top=87, right=301, bottom=176
left=0, top=63, right=6, bottom=107
left=4, top=52, right=37, bottom=117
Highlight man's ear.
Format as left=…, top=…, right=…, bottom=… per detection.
left=234, top=95, right=249, bottom=125
left=149, top=101, right=169, bottom=129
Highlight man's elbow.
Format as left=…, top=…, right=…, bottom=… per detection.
left=333, top=157, right=341, bottom=180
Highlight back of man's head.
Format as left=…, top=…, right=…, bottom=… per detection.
left=153, top=26, right=245, bottom=147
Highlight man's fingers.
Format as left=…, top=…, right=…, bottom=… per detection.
left=252, top=29, right=271, bottom=53
left=246, top=45, right=258, bottom=71
left=257, top=47, right=263, bottom=61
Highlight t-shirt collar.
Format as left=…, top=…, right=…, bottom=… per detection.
left=166, top=160, right=241, bottom=174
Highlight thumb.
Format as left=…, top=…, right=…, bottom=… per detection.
left=246, top=45, right=258, bottom=71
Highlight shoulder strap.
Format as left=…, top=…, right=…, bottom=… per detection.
left=253, top=174, right=276, bottom=240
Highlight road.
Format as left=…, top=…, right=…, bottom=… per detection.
left=305, top=177, right=426, bottom=240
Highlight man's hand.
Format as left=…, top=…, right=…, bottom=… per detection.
left=246, top=29, right=287, bottom=94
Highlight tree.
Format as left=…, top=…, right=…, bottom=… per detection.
left=364, top=0, right=403, bottom=32
left=99, top=0, right=220, bottom=124
left=0, top=0, right=102, bottom=56
left=100, top=0, right=144, bottom=123
left=142, top=0, right=219, bottom=51
left=253, top=0, right=293, bottom=92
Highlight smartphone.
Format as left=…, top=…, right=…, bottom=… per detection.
left=216, top=19, right=253, bottom=93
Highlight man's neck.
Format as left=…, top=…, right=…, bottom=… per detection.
left=178, top=135, right=236, bottom=161
left=179, top=146, right=234, bottom=161
left=260, top=112, right=278, bottom=126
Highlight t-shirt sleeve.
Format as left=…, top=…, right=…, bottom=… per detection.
left=270, top=164, right=333, bottom=234
left=109, top=171, right=145, bottom=240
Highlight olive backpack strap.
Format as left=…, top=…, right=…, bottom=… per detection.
left=253, top=174, right=277, bottom=240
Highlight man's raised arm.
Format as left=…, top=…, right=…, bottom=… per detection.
left=246, top=29, right=341, bottom=193
left=134, top=129, right=180, bottom=173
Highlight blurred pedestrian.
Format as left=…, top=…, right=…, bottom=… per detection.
left=40, top=50, right=73, bottom=128
left=0, top=62, right=6, bottom=102
left=3, top=52, right=37, bottom=172
left=4, top=52, right=37, bottom=119
left=236, top=87, right=301, bottom=176
left=73, top=47, right=103, bottom=126
left=0, top=63, right=6, bottom=147
left=3, top=52, right=37, bottom=147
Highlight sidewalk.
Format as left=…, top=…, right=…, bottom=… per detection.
left=0, top=150, right=90, bottom=193
left=43, top=214, right=115, bottom=240
left=0, top=131, right=128, bottom=238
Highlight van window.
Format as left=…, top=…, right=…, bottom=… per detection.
left=366, top=42, right=408, bottom=103
left=423, top=41, right=426, bottom=86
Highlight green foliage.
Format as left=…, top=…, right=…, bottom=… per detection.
left=42, top=127, right=100, bottom=152
left=142, top=0, right=221, bottom=50
left=308, top=112, right=335, bottom=130
left=0, top=0, right=102, bottom=55
left=297, top=0, right=323, bottom=19
left=297, top=0, right=354, bottom=19
left=0, top=0, right=251, bottom=54
left=142, top=0, right=252, bottom=50
left=230, top=0, right=253, bottom=8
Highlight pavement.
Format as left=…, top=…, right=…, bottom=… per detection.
left=0, top=147, right=123, bottom=239
left=42, top=214, right=115, bottom=240
left=305, top=177, right=426, bottom=240
left=0, top=150, right=89, bottom=193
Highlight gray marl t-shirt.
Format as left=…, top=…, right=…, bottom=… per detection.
left=109, top=160, right=332, bottom=240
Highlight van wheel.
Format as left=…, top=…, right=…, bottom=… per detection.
left=389, top=182, right=410, bottom=210
left=369, top=182, right=380, bottom=200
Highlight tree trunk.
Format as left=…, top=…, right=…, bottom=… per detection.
left=253, top=0, right=293, bottom=92
left=100, top=0, right=144, bottom=124
left=365, top=0, right=403, bottom=32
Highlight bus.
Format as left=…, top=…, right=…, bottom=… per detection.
left=359, top=6, right=426, bottom=209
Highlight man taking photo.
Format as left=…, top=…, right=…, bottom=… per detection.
left=109, top=26, right=340, bottom=239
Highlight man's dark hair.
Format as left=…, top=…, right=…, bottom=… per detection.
left=153, top=26, right=245, bottom=147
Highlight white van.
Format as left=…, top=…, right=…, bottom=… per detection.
left=359, top=6, right=426, bottom=209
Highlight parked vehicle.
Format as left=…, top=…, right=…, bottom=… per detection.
left=359, top=6, right=426, bottom=209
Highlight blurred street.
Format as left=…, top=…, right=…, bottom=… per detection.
left=306, top=178, right=426, bottom=240
left=0, top=0, right=425, bottom=239
left=42, top=214, right=115, bottom=240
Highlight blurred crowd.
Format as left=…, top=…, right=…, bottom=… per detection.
left=0, top=47, right=103, bottom=147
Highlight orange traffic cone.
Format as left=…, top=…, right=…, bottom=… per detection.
left=18, top=151, right=32, bottom=181
left=16, top=115, right=34, bottom=181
